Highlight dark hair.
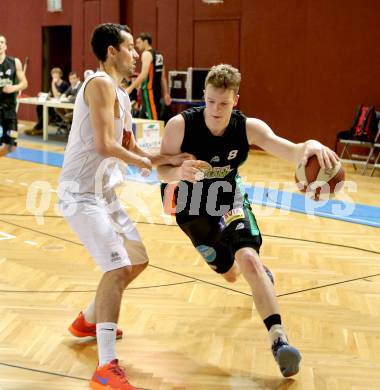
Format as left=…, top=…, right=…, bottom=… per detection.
left=91, top=23, right=131, bottom=62
left=137, top=32, right=152, bottom=45
left=69, top=71, right=78, bottom=77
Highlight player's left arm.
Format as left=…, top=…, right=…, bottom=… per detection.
left=246, top=118, right=339, bottom=169
left=14, top=58, right=28, bottom=92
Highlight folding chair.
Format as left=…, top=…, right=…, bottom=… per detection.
left=369, top=143, right=380, bottom=176
left=362, top=118, right=380, bottom=176
left=336, top=110, right=380, bottom=173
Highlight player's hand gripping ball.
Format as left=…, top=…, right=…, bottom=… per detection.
left=295, top=155, right=345, bottom=200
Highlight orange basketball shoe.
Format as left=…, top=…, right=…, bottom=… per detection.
left=69, top=312, right=123, bottom=339
left=90, top=359, right=137, bottom=390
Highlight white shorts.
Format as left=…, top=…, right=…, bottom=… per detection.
left=59, top=191, right=148, bottom=272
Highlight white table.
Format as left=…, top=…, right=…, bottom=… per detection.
left=17, top=98, right=163, bottom=144
left=43, top=99, right=74, bottom=141
left=18, top=97, right=74, bottom=141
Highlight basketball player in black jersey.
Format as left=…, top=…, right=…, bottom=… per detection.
left=158, top=64, right=339, bottom=377
left=126, top=32, right=171, bottom=120
left=0, top=34, right=28, bottom=156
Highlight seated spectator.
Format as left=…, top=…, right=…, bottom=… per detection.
left=50, top=67, right=69, bottom=99
left=55, top=71, right=82, bottom=125
left=121, top=75, right=140, bottom=117
left=26, top=67, right=69, bottom=135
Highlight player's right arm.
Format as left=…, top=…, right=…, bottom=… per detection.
left=161, top=66, right=171, bottom=106
left=157, top=114, right=205, bottom=183
left=246, top=118, right=339, bottom=170
left=86, top=77, right=151, bottom=170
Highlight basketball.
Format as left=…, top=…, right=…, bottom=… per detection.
left=295, top=155, right=345, bottom=200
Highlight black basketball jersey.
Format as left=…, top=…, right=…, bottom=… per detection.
left=141, top=49, right=163, bottom=104
left=0, top=56, right=17, bottom=107
left=176, top=106, right=251, bottom=216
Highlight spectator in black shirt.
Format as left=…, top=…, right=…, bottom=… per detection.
left=55, top=71, right=82, bottom=124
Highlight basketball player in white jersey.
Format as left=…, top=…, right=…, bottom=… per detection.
left=59, top=23, right=192, bottom=390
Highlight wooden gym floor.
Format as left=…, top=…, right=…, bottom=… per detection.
left=0, top=134, right=379, bottom=390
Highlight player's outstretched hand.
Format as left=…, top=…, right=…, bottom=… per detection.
left=137, top=156, right=152, bottom=177
left=300, top=140, right=339, bottom=170
left=139, top=168, right=151, bottom=178
left=138, top=156, right=152, bottom=169
left=167, top=153, right=196, bottom=167
left=179, top=160, right=208, bottom=183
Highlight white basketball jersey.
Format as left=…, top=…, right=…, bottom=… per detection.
left=59, top=71, right=133, bottom=196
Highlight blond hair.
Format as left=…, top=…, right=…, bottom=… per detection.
left=51, top=67, right=63, bottom=77
left=205, top=64, right=241, bottom=94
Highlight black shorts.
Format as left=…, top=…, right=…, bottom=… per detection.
left=0, top=106, right=18, bottom=147
left=176, top=205, right=262, bottom=274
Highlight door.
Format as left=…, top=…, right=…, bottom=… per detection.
left=42, top=26, right=72, bottom=92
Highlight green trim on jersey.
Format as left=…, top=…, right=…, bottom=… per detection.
left=235, top=174, right=260, bottom=236
left=246, top=207, right=260, bottom=236
left=235, top=174, right=251, bottom=208
left=141, top=84, right=153, bottom=119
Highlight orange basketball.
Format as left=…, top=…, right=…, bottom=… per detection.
left=295, top=155, right=345, bottom=200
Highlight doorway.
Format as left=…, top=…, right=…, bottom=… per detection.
left=42, top=26, right=71, bottom=92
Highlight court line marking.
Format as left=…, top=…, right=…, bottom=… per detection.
left=1, top=213, right=379, bottom=256
left=0, top=361, right=150, bottom=389
left=24, top=240, right=38, bottom=246
left=0, top=280, right=196, bottom=293
left=0, top=361, right=88, bottom=381
left=0, top=217, right=379, bottom=298
left=5, top=146, right=380, bottom=227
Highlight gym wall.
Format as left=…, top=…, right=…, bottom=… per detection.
left=1, top=0, right=379, bottom=147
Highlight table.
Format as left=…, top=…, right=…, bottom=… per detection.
left=18, top=97, right=74, bottom=141
left=43, top=100, right=74, bottom=141
left=17, top=97, right=163, bottom=144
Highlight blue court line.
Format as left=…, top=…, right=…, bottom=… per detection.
left=9, top=147, right=64, bottom=167
left=7, top=147, right=159, bottom=184
left=6, top=147, right=380, bottom=228
left=245, top=186, right=380, bottom=228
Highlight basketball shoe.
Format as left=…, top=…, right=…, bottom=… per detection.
left=272, top=337, right=301, bottom=377
left=90, top=359, right=137, bottom=390
left=69, top=312, right=123, bottom=339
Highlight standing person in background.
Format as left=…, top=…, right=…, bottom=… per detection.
left=126, top=32, right=171, bottom=120
left=0, top=34, right=28, bottom=156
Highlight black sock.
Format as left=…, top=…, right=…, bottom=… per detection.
left=263, top=314, right=282, bottom=331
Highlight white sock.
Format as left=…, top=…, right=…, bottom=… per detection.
left=83, top=299, right=96, bottom=323
left=96, top=322, right=117, bottom=366
left=268, top=324, right=288, bottom=344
